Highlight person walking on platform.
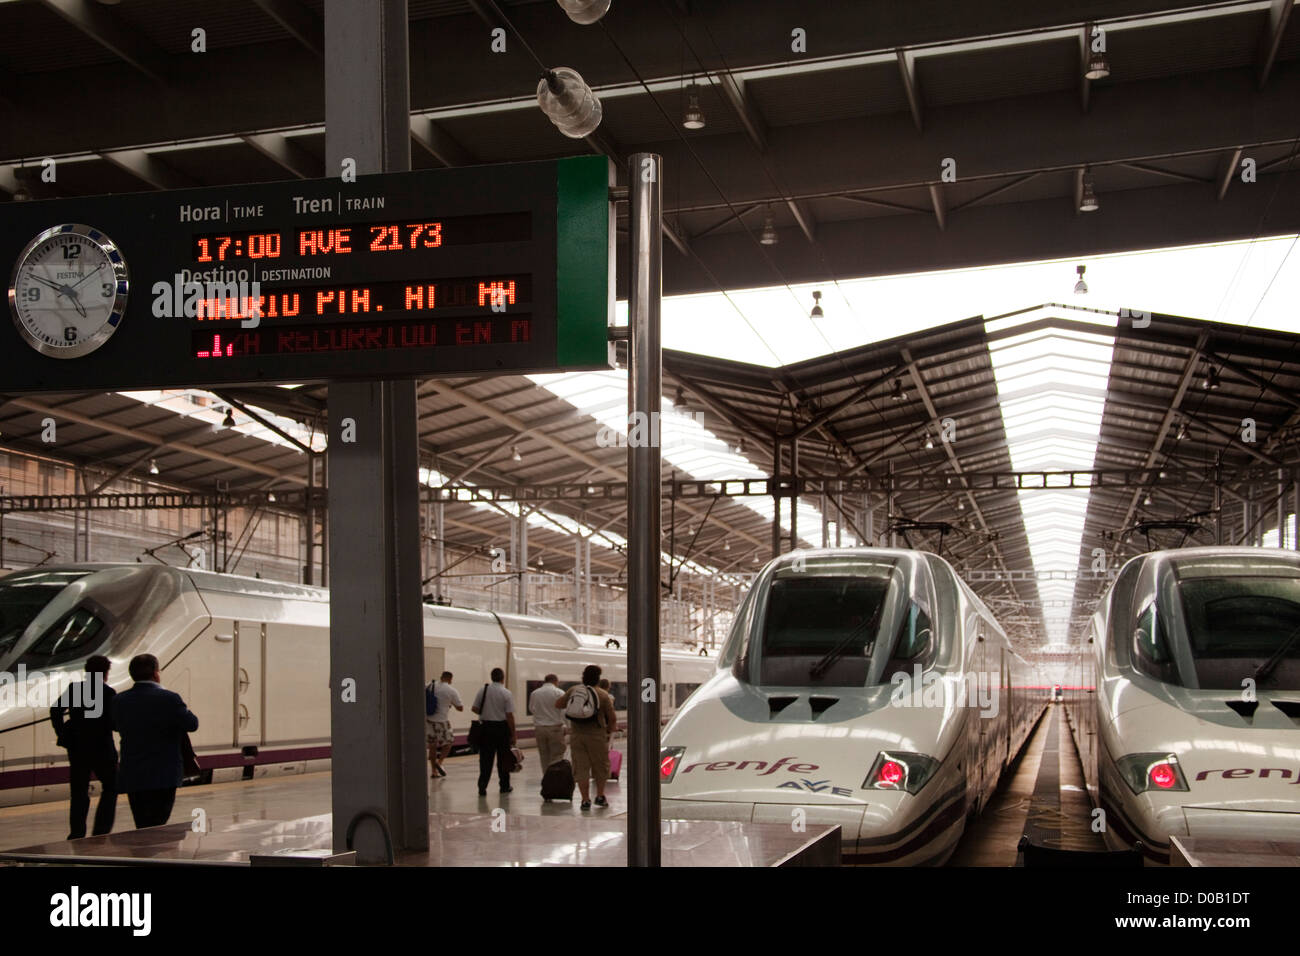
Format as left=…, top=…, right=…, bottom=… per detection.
left=528, top=673, right=567, bottom=770
left=427, top=671, right=463, bottom=778
left=112, top=653, right=199, bottom=829
left=50, top=655, right=118, bottom=839
left=556, top=664, right=617, bottom=811
left=471, top=668, right=516, bottom=796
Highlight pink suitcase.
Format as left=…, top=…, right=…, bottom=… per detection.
left=608, top=749, right=623, bottom=781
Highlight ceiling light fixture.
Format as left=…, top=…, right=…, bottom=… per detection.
left=760, top=208, right=778, bottom=246
left=537, top=68, right=603, bottom=139
left=1073, top=264, right=1088, bottom=295
left=1084, top=24, right=1110, bottom=80
left=556, top=0, right=610, bottom=25
left=1176, top=421, right=1188, bottom=441
left=511, top=444, right=522, bottom=462
left=221, top=408, right=236, bottom=429
left=810, top=290, right=823, bottom=318
left=924, top=434, right=934, bottom=450
left=682, top=84, right=706, bottom=130
left=267, top=492, right=276, bottom=503
left=1078, top=171, right=1099, bottom=212
left=674, top=386, right=687, bottom=410
left=148, top=459, right=159, bottom=475
left=1203, top=365, right=1220, bottom=390
left=891, top=378, right=906, bottom=402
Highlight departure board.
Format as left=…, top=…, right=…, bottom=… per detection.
left=1, top=157, right=613, bottom=391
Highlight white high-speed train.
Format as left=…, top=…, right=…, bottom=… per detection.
left=659, top=548, right=1045, bottom=865
left=0, top=563, right=714, bottom=806
left=1064, top=546, right=1300, bottom=863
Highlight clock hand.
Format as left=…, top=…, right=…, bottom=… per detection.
left=28, top=275, right=66, bottom=292
left=69, top=262, right=105, bottom=291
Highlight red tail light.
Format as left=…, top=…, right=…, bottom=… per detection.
left=877, top=760, right=904, bottom=787
left=659, top=746, right=685, bottom=784
left=1149, top=762, right=1177, bottom=789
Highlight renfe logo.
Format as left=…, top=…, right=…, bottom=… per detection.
left=1194, top=767, right=1300, bottom=784
left=49, top=886, right=151, bottom=936
left=680, top=756, right=819, bottom=775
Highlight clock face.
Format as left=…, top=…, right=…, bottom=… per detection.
left=8, top=224, right=129, bottom=359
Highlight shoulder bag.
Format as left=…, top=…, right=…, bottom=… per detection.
left=467, top=683, right=489, bottom=748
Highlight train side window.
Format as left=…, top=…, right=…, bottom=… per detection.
left=1131, top=603, right=1178, bottom=684
left=674, top=683, right=701, bottom=705
left=17, top=608, right=106, bottom=668
left=610, top=682, right=629, bottom=710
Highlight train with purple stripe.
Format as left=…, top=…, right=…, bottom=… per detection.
left=0, top=564, right=714, bottom=804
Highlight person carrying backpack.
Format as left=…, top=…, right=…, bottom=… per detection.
left=425, top=671, right=463, bottom=778
left=555, top=664, right=617, bottom=810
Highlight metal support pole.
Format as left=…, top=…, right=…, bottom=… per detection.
left=627, top=151, right=663, bottom=867
left=771, top=437, right=782, bottom=559
left=584, top=536, right=592, bottom=632
left=304, top=452, right=315, bottom=585
left=512, top=509, right=522, bottom=613
left=790, top=438, right=799, bottom=550
left=325, top=0, right=427, bottom=862
left=1279, top=468, right=1289, bottom=548
left=1293, top=470, right=1299, bottom=551
left=1214, top=480, right=1222, bottom=546
left=888, top=463, right=897, bottom=548
left=435, top=498, right=445, bottom=603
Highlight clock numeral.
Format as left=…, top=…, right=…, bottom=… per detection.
left=62, top=244, right=81, bottom=260
left=102, top=283, right=114, bottom=298
left=22, top=287, right=40, bottom=302
left=63, top=326, right=78, bottom=342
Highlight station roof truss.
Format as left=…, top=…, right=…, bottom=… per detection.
left=3, top=1, right=1300, bottom=292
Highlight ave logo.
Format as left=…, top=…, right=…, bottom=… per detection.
left=777, top=779, right=853, bottom=796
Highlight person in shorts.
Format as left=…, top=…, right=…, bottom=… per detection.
left=427, top=671, right=463, bottom=778
left=556, top=664, right=617, bottom=810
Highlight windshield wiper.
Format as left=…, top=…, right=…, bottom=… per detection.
left=1253, top=623, right=1300, bottom=682
left=809, top=605, right=882, bottom=680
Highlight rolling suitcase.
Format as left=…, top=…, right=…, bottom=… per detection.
left=541, top=758, right=575, bottom=801
left=608, top=749, right=623, bottom=781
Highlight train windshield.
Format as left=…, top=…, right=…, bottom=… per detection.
left=0, top=570, right=93, bottom=664
left=1165, top=559, right=1300, bottom=690
left=747, top=557, right=918, bottom=687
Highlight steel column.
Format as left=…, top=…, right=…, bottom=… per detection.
left=324, top=0, right=427, bottom=863
left=627, top=151, right=663, bottom=868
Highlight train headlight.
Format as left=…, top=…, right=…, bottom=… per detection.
left=659, top=746, right=685, bottom=784
left=863, top=751, right=939, bottom=794
left=1116, top=753, right=1189, bottom=794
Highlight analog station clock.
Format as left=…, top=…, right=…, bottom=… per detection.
left=7, top=224, right=129, bottom=358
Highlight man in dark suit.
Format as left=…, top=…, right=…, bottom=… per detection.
left=112, top=653, right=199, bottom=829
left=50, top=655, right=118, bottom=839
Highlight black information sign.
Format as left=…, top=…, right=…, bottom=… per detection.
left=1, top=157, right=613, bottom=391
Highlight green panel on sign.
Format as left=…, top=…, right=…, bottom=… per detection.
left=556, top=156, right=614, bottom=369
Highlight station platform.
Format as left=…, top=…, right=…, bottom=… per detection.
left=0, top=751, right=838, bottom=867
left=1170, top=836, right=1300, bottom=867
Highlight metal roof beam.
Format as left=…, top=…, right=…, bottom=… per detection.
left=241, top=132, right=319, bottom=179
left=716, top=71, right=767, bottom=151
left=410, top=116, right=477, bottom=168
left=98, top=149, right=196, bottom=190
left=37, top=0, right=167, bottom=83
left=896, top=49, right=923, bottom=131
left=1258, top=0, right=1295, bottom=88
left=250, top=0, right=324, bottom=58
left=6, top=398, right=305, bottom=484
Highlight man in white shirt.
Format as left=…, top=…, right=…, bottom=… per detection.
left=528, top=674, right=566, bottom=769
left=426, top=671, right=463, bottom=778
left=471, top=668, right=516, bottom=796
